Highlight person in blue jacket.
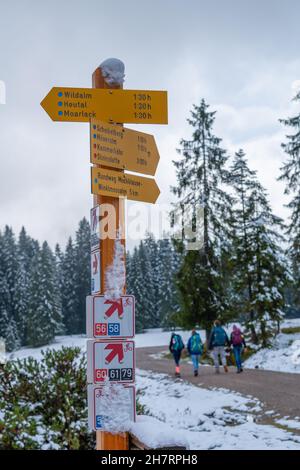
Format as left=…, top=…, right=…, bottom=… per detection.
left=187, top=329, right=203, bottom=376
left=208, top=319, right=230, bottom=374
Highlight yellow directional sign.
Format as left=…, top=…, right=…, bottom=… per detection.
left=91, top=167, right=160, bottom=204
left=41, top=87, right=168, bottom=124
left=90, top=119, right=160, bottom=175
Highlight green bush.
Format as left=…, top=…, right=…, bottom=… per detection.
left=0, top=347, right=93, bottom=449
left=281, top=326, right=300, bottom=335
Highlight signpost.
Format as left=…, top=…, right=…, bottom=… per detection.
left=87, top=340, right=135, bottom=384
left=90, top=119, right=160, bottom=175
left=86, top=295, right=135, bottom=339
left=88, top=384, right=136, bottom=431
left=41, top=58, right=167, bottom=451
left=91, top=167, right=160, bottom=203
left=41, top=87, right=168, bottom=124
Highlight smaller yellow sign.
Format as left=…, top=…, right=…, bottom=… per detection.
left=91, top=167, right=160, bottom=204
left=90, top=119, right=160, bottom=175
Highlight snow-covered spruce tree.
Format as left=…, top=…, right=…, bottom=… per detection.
left=278, top=91, right=300, bottom=310
left=61, top=237, right=78, bottom=335
left=228, top=150, right=261, bottom=342
left=74, top=218, right=91, bottom=334
left=26, top=242, right=62, bottom=347
left=126, top=242, right=155, bottom=331
left=249, top=187, right=289, bottom=346
left=0, top=227, right=18, bottom=321
left=143, top=234, right=161, bottom=327
left=157, top=237, right=181, bottom=328
left=172, top=100, right=234, bottom=338
left=0, top=227, right=21, bottom=350
left=230, top=151, right=289, bottom=345
left=14, top=227, right=38, bottom=345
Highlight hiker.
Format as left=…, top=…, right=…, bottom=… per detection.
left=169, top=332, right=185, bottom=377
left=208, top=320, right=230, bottom=374
left=230, top=325, right=247, bottom=373
left=187, top=329, right=203, bottom=376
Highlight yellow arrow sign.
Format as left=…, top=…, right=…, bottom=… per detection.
left=91, top=167, right=160, bottom=204
left=41, top=87, right=168, bottom=124
left=90, top=119, right=160, bottom=176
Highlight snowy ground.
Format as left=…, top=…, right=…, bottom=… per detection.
left=245, top=318, right=300, bottom=374
left=134, top=369, right=300, bottom=450
left=6, top=329, right=192, bottom=361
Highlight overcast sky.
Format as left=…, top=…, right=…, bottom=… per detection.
left=0, top=0, right=299, bottom=249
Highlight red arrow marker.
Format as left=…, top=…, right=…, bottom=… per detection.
left=104, top=299, right=124, bottom=319
left=92, top=253, right=98, bottom=274
left=104, top=343, right=124, bottom=364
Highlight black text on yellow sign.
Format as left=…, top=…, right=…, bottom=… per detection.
left=90, top=119, right=160, bottom=175
left=91, top=167, right=160, bottom=204
left=41, top=87, right=168, bottom=124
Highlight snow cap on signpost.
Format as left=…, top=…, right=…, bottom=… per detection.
left=99, top=58, right=125, bottom=87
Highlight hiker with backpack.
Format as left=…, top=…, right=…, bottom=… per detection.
left=230, top=325, right=247, bottom=373
left=187, top=329, right=203, bottom=376
left=208, top=319, right=230, bottom=374
left=169, top=332, right=185, bottom=377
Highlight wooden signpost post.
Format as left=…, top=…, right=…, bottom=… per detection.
left=41, top=59, right=167, bottom=451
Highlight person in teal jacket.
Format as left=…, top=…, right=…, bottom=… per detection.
left=187, top=329, right=203, bottom=376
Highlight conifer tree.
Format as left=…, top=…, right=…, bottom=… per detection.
left=14, top=228, right=37, bottom=345
left=229, top=150, right=288, bottom=345
left=61, top=238, right=78, bottom=334
left=26, top=242, right=62, bottom=347
left=172, top=100, right=233, bottom=338
left=278, top=91, right=300, bottom=310
left=74, top=218, right=90, bottom=334
left=157, top=237, right=181, bottom=328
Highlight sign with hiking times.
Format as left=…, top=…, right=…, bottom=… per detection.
left=41, top=87, right=168, bottom=124
left=91, top=250, right=101, bottom=294
left=90, top=119, right=160, bottom=175
left=91, top=167, right=160, bottom=204
left=86, top=295, right=135, bottom=339
left=87, top=384, right=136, bottom=431
left=87, top=340, right=135, bottom=384
left=90, top=206, right=100, bottom=252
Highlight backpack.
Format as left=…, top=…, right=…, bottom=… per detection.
left=213, top=326, right=227, bottom=346
left=231, top=329, right=243, bottom=346
left=172, top=334, right=184, bottom=351
left=190, top=333, right=203, bottom=354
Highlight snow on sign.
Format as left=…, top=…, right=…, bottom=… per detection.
left=91, top=250, right=101, bottom=294
left=87, top=384, right=136, bottom=431
left=86, top=295, right=135, bottom=339
left=90, top=206, right=100, bottom=252
left=87, top=339, right=135, bottom=384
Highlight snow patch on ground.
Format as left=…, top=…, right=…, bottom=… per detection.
left=276, top=418, right=300, bottom=431
left=136, top=369, right=300, bottom=450
left=130, top=415, right=189, bottom=449
left=245, top=331, right=300, bottom=374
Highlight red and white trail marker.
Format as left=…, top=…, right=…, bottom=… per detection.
left=87, top=384, right=136, bottom=431
left=91, top=250, right=101, bottom=294
left=90, top=206, right=100, bottom=252
left=86, top=295, right=135, bottom=339
left=87, top=339, right=135, bottom=384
